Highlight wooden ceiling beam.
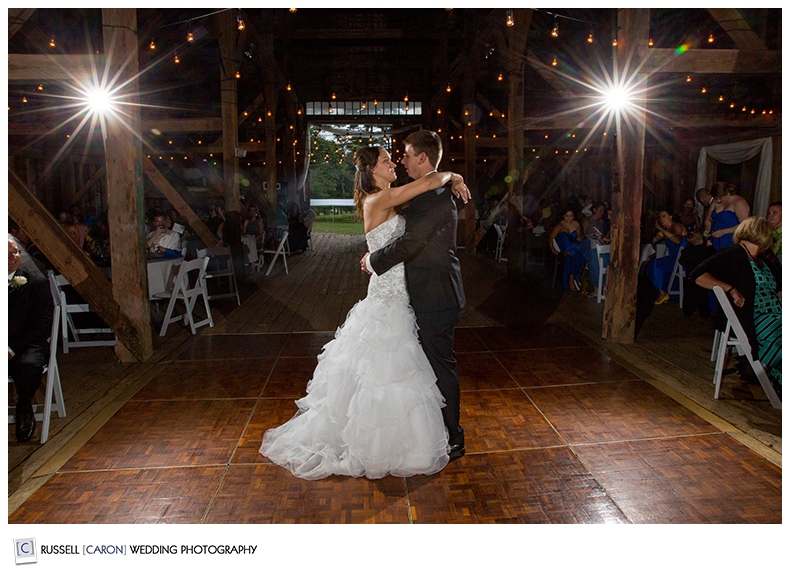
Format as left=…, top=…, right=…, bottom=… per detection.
left=9, top=8, right=36, bottom=40
left=645, top=48, right=780, bottom=74
left=706, top=8, right=766, bottom=51
left=8, top=53, right=101, bottom=82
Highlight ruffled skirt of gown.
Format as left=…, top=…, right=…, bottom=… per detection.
left=259, top=296, right=450, bottom=480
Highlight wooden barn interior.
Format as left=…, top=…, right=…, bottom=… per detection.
left=6, top=7, right=783, bottom=536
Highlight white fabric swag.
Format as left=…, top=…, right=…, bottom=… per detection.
left=695, top=137, right=772, bottom=217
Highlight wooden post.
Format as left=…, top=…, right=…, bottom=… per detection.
left=505, top=9, right=531, bottom=276
left=218, top=9, right=240, bottom=213
left=101, top=8, right=153, bottom=362
left=602, top=9, right=650, bottom=343
left=462, top=76, right=478, bottom=252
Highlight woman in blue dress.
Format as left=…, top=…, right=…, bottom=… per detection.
left=705, top=181, right=751, bottom=250
left=646, top=209, right=687, bottom=305
left=549, top=207, right=589, bottom=291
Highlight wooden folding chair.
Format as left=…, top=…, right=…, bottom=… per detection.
left=711, top=285, right=781, bottom=409
left=49, top=271, right=117, bottom=353
left=155, top=257, right=214, bottom=336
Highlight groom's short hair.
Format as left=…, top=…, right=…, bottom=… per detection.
left=404, top=130, right=442, bottom=168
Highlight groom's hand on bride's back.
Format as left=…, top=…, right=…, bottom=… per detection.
left=360, top=252, right=373, bottom=274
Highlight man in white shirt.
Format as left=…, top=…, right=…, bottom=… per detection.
left=146, top=212, right=181, bottom=255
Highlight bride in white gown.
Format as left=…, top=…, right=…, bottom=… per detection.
left=260, top=146, right=468, bottom=480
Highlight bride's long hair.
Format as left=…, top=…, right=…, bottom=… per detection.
left=353, top=146, right=383, bottom=218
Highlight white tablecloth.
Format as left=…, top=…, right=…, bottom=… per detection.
left=147, top=257, right=182, bottom=299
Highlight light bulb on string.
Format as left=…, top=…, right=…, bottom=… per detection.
left=49, top=38, right=56, bottom=48
left=235, top=70, right=241, bottom=79
left=551, top=17, right=558, bottom=38
left=150, top=39, right=156, bottom=50
left=612, top=38, right=618, bottom=47
left=497, top=72, right=503, bottom=81
left=174, top=53, right=180, bottom=64
left=237, top=12, right=245, bottom=30
left=648, top=38, right=654, bottom=46
left=506, top=10, right=514, bottom=27
left=708, top=34, right=714, bottom=43
left=587, top=33, right=594, bottom=44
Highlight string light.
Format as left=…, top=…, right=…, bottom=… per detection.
left=237, top=12, right=245, bottom=30
left=551, top=16, right=559, bottom=37
left=286, top=82, right=291, bottom=91
left=612, top=38, right=618, bottom=46
left=506, top=9, right=514, bottom=27
left=708, top=33, right=714, bottom=43
left=174, top=53, right=180, bottom=64
left=37, top=84, right=43, bottom=91
left=289, top=8, right=297, bottom=13
left=587, top=33, right=594, bottom=43
left=150, top=39, right=156, bottom=50
left=446, top=84, right=451, bottom=92
left=686, top=75, right=692, bottom=82
left=235, top=70, right=241, bottom=79
left=498, top=72, right=503, bottom=81
left=648, top=38, right=654, bottom=46
left=187, top=31, right=194, bottom=42
left=701, top=87, right=707, bottom=93
left=552, top=57, right=558, bottom=66
left=49, top=38, right=56, bottom=48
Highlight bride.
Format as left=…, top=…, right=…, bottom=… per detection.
left=259, top=145, right=469, bottom=480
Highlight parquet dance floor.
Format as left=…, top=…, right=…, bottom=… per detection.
left=9, top=324, right=781, bottom=524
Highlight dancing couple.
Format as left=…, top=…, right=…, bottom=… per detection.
left=260, top=130, right=469, bottom=479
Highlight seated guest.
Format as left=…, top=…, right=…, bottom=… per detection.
left=646, top=209, right=687, bottom=305
left=8, top=220, right=47, bottom=277
left=678, top=197, right=702, bottom=232
left=8, top=235, right=54, bottom=442
left=549, top=207, right=589, bottom=292
left=243, top=205, right=266, bottom=248
left=146, top=211, right=181, bottom=255
left=766, top=201, right=781, bottom=261
left=704, top=181, right=750, bottom=250
left=690, top=217, right=781, bottom=396
left=287, top=201, right=309, bottom=253
left=583, top=201, right=610, bottom=299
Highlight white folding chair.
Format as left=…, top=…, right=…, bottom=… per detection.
left=710, top=286, right=781, bottom=409
left=596, top=244, right=610, bottom=303
left=197, top=246, right=241, bottom=306
left=49, top=271, right=117, bottom=353
left=155, top=257, right=214, bottom=336
left=494, top=223, right=507, bottom=262
left=8, top=281, right=66, bottom=444
left=667, top=246, right=685, bottom=309
left=256, top=231, right=289, bottom=276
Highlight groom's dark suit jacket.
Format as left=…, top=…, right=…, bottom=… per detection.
left=9, top=269, right=54, bottom=360
left=369, top=184, right=465, bottom=313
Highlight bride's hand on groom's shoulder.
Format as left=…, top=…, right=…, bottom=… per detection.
left=450, top=176, right=470, bottom=204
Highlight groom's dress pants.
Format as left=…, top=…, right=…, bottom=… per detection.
left=416, top=307, right=462, bottom=442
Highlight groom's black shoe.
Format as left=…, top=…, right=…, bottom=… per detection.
left=15, top=406, right=36, bottom=443
left=448, top=442, right=465, bottom=459
left=448, top=428, right=465, bottom=459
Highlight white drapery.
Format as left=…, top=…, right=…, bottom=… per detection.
left=695, top=137, right=772, bottom=216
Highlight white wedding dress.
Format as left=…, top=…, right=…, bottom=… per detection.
left=260, top=215, right=450, bottom=480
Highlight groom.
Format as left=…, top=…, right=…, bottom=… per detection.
left=362, top=130, right=467, bottom=459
